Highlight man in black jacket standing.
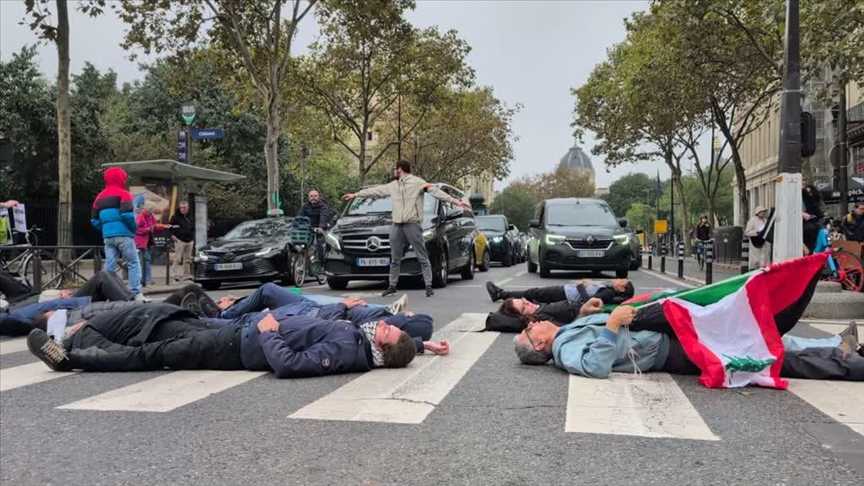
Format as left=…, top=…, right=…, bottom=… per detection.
left=169, top=200, right=194, bottom=282
left=297, top=190, right=333, bottom=263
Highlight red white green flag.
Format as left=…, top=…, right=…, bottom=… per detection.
left=660, top=253, right=829, bottom=389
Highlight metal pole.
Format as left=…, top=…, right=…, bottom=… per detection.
left=838, top=82, right=849, bottom=215
left=677, top=242, right=684, bottom=279
left=740, top=237, right=749, bottom=274
left=397, top=94, right=402, bottom=161
left=660, top=244, right=666, bottom=273
left=773, top=0, right=804, bottom=262
left=300, top=144, right=308, bottom=207
left=705, top=240, right=714, bottom=285
left=670, top=171, right=675, bottom=247
left=32, top=252, right=42, bottom=290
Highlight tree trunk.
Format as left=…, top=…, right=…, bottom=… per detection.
left=265, top=92, right=282, bottom=216
left=730, top=151, right=749, bottom=225
left=673, top=169, right=691, bottom=254
left=56, top=0, right=72, bottom=264
left=357, top=129, right=368, bottom=186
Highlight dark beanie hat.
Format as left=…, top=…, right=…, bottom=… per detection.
left=623, top=281, right=635, bottom=299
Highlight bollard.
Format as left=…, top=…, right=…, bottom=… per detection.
left=660, top=244, right=667, bottom=273
left=94, top=252, right=102, bottom=272
left=648, top=253, right=653, bottom=270
left=705, top=240, right=714, bottom=285
left=32, top=252, right=42, bottom=290
left=677, top=242, right=685, bottom=279
left=165, top=248, right=171, bottom=286
left=740, top=237, right=749, bottom=274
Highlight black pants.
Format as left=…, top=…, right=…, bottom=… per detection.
left=68, top=321, right=243, bottom=372
left=0, top=270, right=38, bottom=303
left=73, top=271, right=134, bottom=302
left=803, top=220, right=820, bottom=253
left=662, top=338, right=864, bottom=381
left=503, top=285, right=566, bottom=303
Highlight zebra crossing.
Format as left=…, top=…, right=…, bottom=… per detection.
left=1, top=312, right=863, bottom=439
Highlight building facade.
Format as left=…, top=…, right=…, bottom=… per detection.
left=559, top=143, right=596, bottom=187
left=463, top=173, right=495, bottom=204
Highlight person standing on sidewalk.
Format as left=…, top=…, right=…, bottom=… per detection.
left=90, top=168, right=144, bottom=300
left=342, top=160, right=471, bottom=297
left=170, top=201, right=194, bottom=282
left=135, top=202, right=163, bottom=287
left=744, top=206, right=771, bottom=269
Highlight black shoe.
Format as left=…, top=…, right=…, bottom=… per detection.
left=426, top=287, right=434, bottom=297
left=486, top=281, right=503, bottom=302
left=198, top=297, right=222, bottom=318
left=381, top=287, right=397, bottom=297
left=180, top=293, right=202, bottom=317
left=27, top=329, right=72, bottom=372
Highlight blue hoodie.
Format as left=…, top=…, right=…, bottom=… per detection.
left=552, top=313, right=670, bottom=378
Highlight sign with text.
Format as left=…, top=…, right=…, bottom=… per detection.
left=190, top=128, right=224, bottom=140
left=12, top=203, right=26, bottom=232
left=181, top=102, right=197, bottom=125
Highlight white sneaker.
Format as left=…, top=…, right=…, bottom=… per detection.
left=134, top=293, right=150, bottom=303
left=386, top=294, right=409, bottom=315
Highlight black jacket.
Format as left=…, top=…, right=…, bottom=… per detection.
left=72, top=303, right=199, bottom=348
left=170, top=212, right=194, bottom=242
left=695, top=224, right=711, bottom=241
left=68, top=301, right=143, bottom=326
left=297, top=200, right=333, bottom=230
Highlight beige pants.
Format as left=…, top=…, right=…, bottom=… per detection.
left=172, top=239, right=194, bottom=279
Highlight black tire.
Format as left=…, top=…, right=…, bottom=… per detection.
left=629, top=256, right=639, bottom=271
left=616, top=268, right=629, bottom=278
left=539, top=258, right=550, bottom=278
left=202, top=281, right=221, bottom=291
left=327, top=277, right=349, bottom=290
left=461, top=249, right=476, bottom=280
left=478, top=249, right=491, bottom=272
left=503, top=252, right=513, bottom=267
left=290, top=252, right=307, bottom=287
left=527, top=259, right=537, bottom=273
left=432, top=252, right=449, bottom=288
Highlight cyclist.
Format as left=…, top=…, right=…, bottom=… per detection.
left=296, top=189, right=333, bottom=264
left=694, top=215, right=711, bottom=265
left=843, top=203, right=864, bottom=242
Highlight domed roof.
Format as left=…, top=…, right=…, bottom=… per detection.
left=559, top=145, right=594, bottom=172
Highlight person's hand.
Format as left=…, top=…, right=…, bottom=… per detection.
left=342, top=193, right=356, bottom=201
left=454, top=200, right=471, bottom=210
left=2, top=200, right=19, bottom=209
left=424, top=340, right=450, bottom=355
left=341, top=297, right=367, bottom=309
left=803, top=212, right=811, bottom=221
left=257, top=314, right=279, bottom=333
left=579, top=297, right=604, bottom=317
left=606, top=306, right=636, bottom=332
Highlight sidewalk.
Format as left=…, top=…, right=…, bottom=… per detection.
left=50, top=257, right=189, bottom=295
left=641, top=255, right=740, bottom=285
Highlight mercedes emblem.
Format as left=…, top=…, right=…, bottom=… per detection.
left=366, top=237, right=381, bottom=251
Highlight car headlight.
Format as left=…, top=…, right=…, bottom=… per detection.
left=325, top=232, right=341, bottom=251
left=254, top=247, right=275, bottom=257
left=492, top=236, right=503, bottom=243
left=196, top=251, right=209, bottom=261
left=545, top=234, right=565, bottom=245
left=613, top=235, right=630, bottom=245
left=422, top=229, right=435, bottom=242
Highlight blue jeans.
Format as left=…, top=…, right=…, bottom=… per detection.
left=782, top=334, right=842, bottom=352
left=220, top=283, right=303, bottom=320
left=138, top=249, right=153, bottom=285
left=104, top=236, right=141, bottom=296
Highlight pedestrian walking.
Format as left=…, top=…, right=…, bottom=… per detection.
left=90, top=168, right=144, bottom=300
left=342, top=160, right=471, bottom=297
left=170, top=200, right=194, bottom=282
left=744, top=205, right=771, bottom=269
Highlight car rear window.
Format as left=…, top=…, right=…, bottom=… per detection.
left=476, top=217, right=507, bottom=232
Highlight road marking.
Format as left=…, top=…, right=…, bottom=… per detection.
left=565, top=372, right=719, bottom=441
left=290, top=313, right=494, bottom=424
left=810, top=322, right=864, bottom=338
left=57, top=370, right=267, bottom=412
left=787, top=379, right=864, bottom=436
left=0, top=338, right=28, bottom=356
left=0, top=362, right=77, bottom=392
left=495, top=277, right=513, bottom=286
left=514, top=271, right=526, bottom=277
left=641, top=269, right=696, bottom=289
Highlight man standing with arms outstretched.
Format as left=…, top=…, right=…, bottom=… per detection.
left=342, top=160, right=471, bottom=297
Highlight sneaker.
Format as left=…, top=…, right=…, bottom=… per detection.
left=180, top=293, right=202, bottom=316
left=426, top=287, right=434, bottom=297
left=134, top=293, right=150, bottom=303
left=381, top=287, right=397, bottom=297
left=839, top=334, right=858, bottom=360
left=27, top=329, right=72, bottom=372
left=486, top=281, right=503, bottom=302
left=386, top=294, right=409, bottom=315
left=198, top=297, right=222, bottom=318
left=840, top=321, right=859, bottom=342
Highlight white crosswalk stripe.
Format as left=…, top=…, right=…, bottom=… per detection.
left=566, top=372, right=719, bottom=441
left=289, top=313, right=493, bottom=424
left=787, top=379, right=864, bottom=436
left=0, top=337, right=28, bottom=356
left=0, top=362, right=77, bottom=392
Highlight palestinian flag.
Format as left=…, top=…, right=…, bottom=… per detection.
left=660, top=252, right=829, bottom=389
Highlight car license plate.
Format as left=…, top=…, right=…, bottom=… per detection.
left=576, top=250, right=605, bottom=258
left=215, top=263, right=243, bottom=271
left=356, top=257, right=390, bottom=267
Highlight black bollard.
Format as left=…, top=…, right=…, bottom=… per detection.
left=740, top=237, right=749, bottom=274
left=660, top=244, right=667, bottom=273
left=705, top=240, right=714, bottom=285
left=32, top=252, right=42, bottom=291
left=677, top=242, right=685, bottom=279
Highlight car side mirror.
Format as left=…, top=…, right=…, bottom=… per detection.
left=529, top=219, right=540, bottom=228
left=508, top=224, right=516, bottom=231
left=618, top=218, right=628, bottom=228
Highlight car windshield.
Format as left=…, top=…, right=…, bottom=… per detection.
left=346, top=194, right=437, bottom=216
left=223, top=218, right=292, bottom=239
left=476, top=217, right=507, bottom=232
left=546, top=203, right=618, bottom=227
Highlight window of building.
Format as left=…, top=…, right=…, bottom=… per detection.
left=853, top=145, right=864, bottom=176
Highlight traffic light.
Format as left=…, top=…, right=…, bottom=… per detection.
left=800, top=111, right=816, bottom=158
left=177, top=130, right=188, bottom=163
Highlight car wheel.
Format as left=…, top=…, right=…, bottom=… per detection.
left=527, top=259, right=537, bottom=273
left=503, top=252, right=512, bottom=267
left=202, top=281, right=221, bottom=291
left=432, top=252, right=449, bottom=288
left=478, top=249, right=491, bottom=272
left=327, top=277, right=349, bottom=290
left=616, top=268, right=629, bottom=278
left=461, top=249, right=475, bottom=280
left=539, top=259, right=550, bottom=278
left=629, top=257, right=639, bottom=271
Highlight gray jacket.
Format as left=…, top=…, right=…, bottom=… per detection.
left=68, top=301, right=143, bottom=325
left=354, top=175, right=460, bottom=224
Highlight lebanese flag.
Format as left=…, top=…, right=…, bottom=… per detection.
left=660, top=253, right=829, bottom=389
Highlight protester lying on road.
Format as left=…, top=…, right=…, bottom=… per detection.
left=1, top=270, right=138, bottom=336
left=27, top=303, right=446, bottom=378
left=513, top=307, right=863, bottom=382
left=486, top=279, right=634, bottom=305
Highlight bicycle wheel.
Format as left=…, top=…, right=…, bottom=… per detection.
left=21, top=250, right=63, bottom=290
left=291, top=251, right=307, bottom=287
left=824, top=250, right=864, bottom=292
left=311, top=257, right=326, bottom=285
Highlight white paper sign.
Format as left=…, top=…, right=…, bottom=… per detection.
left=12, top=203, right=26, bottom=231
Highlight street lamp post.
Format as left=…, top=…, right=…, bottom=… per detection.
left=300, top=144, right=310, bottom=207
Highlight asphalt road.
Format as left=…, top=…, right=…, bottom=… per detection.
left=1, top=263, right=862, bottom=485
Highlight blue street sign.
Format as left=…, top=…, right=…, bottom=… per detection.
left=190, top=128, right=225, bottom=140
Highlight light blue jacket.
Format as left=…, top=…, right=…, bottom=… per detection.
left=551, top=313, right=670, bottom=378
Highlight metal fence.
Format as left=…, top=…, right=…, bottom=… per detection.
left=6, top=202, right=102, bottom=247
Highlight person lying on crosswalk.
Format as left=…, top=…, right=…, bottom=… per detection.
left=486, top=279, right=634, bottom=305
left=1, top=270, right=140, bottom=337
left=27, top=302, right=448, bottom=378
left=512, top=306, right=863, bottom=382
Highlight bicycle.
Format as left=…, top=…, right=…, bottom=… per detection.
left=695, top=239, right=709, bottom=271
left=813, top=217, right=863, bottom=292
left=0, top=226, right=68, bottom=289
left=287, top=217, right=326, bottom=288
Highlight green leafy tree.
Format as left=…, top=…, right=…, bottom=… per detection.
left=604, top=173, right=658, bottom=217
left=488, top=187, right=537, bottom=232
left=510, top=166, right=595, bottom=202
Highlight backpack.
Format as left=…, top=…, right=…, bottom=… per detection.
left=484, top=312, right=525, bottom=333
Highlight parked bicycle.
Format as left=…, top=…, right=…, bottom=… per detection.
left=0, top=226, right=67, bottom=289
